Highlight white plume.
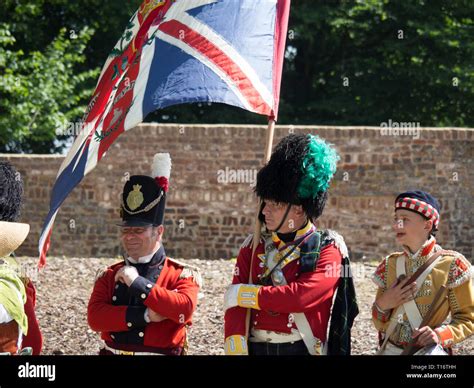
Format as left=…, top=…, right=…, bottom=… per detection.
left=151, top=153, right=172, bottom=179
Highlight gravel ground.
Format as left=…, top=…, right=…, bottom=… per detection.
left=19, top=256, right=473, bottom=355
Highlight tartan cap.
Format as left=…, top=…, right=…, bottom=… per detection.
left=395, top=190, right=440, bottom=229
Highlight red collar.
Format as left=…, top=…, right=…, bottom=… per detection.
left=403, top=237, right=436, bottom=259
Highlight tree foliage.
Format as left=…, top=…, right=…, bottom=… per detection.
left=1, top=0, right=472, bottom=153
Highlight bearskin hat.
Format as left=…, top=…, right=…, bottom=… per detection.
left=255, top=134, right=339, bottom=220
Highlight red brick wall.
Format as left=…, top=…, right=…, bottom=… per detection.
left=3, top=124, right=473, bottom=262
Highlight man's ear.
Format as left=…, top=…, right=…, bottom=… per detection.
left=425, top=219, right=433, bottom=233
left=294, top=205, right=305, bottom=217
left=157, top=225, right=165, bottom=238
left=152, top=226, right=163, bottom=243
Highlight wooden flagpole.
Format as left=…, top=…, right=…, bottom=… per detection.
left=244, top=117, right=276, bottom=340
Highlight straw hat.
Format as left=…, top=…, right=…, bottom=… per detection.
left=0, top=221, right=29, bottom=258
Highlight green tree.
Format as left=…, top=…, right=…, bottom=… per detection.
left=0, top=0, right=140, bottom=153
left=1, top=0, right=473, bottom=153
left=0, top=24, right=98, bottom=152
left=277, top=0, right=474, bottom=126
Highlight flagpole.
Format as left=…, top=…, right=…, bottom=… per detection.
left=244, top=117, right=275, bottom=340
left=250, top=118, right=275, bottom=264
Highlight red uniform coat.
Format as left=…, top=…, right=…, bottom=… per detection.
left=88, top=249, right=199, bottom=352
left=225, top=230, right=342, bottom=343
left=22, top=279, right=43, bottom=355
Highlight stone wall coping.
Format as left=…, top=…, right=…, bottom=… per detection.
left=2, top=125, right=472, bottom=160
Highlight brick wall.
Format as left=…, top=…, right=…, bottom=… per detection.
left=3, top=124, right=473, bottom=262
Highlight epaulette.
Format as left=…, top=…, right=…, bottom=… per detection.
left=442, top=251, right=473, bottom=289
left=167, top=257, right=202, bottom=287
left=94, top=261, right=124, bottom=282
left=320, top=229, right=349, bottom=259
left=239, top=234, right=264, bottom=250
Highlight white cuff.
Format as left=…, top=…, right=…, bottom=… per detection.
left=144, top=308, right=151, bottom=323
left=223, top=284, right=240, bottom=311
left=0, top=304, right=13, bottom=324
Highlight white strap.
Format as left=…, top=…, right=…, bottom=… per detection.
left=376, top=304, right=403, bottom=355
left=293, top=312, right=321, bottom=355
left=396, top=253, right=444, bottom=330
left=379, top=342, right=404, bottom=355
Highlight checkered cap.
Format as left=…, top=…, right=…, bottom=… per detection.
left=395, top=190, right=440, bottom=229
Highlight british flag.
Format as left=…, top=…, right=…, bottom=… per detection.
left=38, top=0, right=290, bottom=266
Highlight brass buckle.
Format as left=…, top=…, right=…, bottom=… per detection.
left=117, top=350, right=135, bottom=355
left=314, top=338, right=322, bottom=355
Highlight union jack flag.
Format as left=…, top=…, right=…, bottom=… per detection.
left=38, top=0, right=291, bottom=267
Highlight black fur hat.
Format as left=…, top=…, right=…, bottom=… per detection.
left=255, top=134, right=339, bottom=220
left=0, top=160, right=23, bottom=222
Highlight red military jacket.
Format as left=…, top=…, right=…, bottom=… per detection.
left=22, top=279, right=43, bottom=355
left=88, top=246, right=200, bottom=353
left=225, top=224, right=343, bottom=343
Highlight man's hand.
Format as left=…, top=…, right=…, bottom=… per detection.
left=376, top=276, right=417, bottom=311
left=147, top=308, right=167, bottom=323
left=114, top=266, right=139, bottom=287
left=412, top=326, right=440, bottom=347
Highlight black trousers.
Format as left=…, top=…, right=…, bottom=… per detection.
left=249, top=340, right=310, bottom=356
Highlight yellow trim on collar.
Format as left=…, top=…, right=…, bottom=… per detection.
left=296, top=221, right=314, bottom=237
left=271, top=221, right=314, bottom=249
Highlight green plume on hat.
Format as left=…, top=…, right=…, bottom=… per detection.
left=297, top=134, right=339, bottom=199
